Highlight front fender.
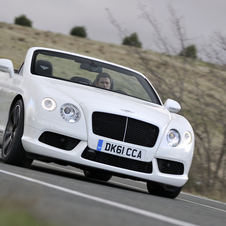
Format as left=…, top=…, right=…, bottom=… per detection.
left=155, top=113, right=195, bottom=174
left=22, top=78, right=88, bottom=141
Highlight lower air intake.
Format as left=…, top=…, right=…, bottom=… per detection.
left=82, top=148, right=152, bottom=173
left=39, top=132, right=80, bottom=150
left=157, top=159, right=184, bottom=175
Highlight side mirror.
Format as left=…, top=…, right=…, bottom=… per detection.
left=0, top=59, right=14, bottom=78
left=164, top=99, right=181, bottom=113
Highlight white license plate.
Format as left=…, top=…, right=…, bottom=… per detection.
left=96, top=139, right=146, bottom=161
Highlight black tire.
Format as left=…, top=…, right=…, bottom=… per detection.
left=83, top=170, right=112, bottom=182
left=1, top=99, right=33, bottom=167
left=147, top=181, right=182, bottom=199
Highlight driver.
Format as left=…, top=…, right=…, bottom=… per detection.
left=94, top=72, right=112, bottom=90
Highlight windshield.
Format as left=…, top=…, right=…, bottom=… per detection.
left=31, top=50, right=161, bottom=105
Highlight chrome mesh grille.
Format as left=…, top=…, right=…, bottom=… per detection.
left=92, top=112, right=159, bottom=148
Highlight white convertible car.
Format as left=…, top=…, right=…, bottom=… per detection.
left=0, top=47, right=194, bottom=198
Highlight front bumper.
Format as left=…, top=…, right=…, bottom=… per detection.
left=22, top=125, right=189, bottom=187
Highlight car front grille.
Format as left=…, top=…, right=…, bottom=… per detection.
left=157, top=159, right=184, bottom=175
left=92, top=112, right=159, bottom=148
left=82, top=148, right=153, bottom=173
left=39, top=132, right=80, bottom=150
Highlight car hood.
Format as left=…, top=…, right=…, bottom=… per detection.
left=48, top=80, right=172, bottom=129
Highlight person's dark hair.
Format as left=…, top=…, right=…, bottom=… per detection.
left=94, top=72, right=114, bottom=89
left=95, top=72, right=111, bottom=83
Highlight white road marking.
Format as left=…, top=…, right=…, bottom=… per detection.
left=112, top=180, right=226, bottom=214
left=35, top=161, right=147, bottom=191
left=34, top=161, right=226, bottom=213
left=181, top=192, right=226, bottom=206
left=0, top=169, right=197, bottom=226
left=177, top=198, right=226, bottom=213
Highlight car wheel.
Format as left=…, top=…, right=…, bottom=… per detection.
left=147, top=181, right=182, bottom=199
left=1, top=99, right=33, bottom=167
left=83, top=170, right=112, bottom=182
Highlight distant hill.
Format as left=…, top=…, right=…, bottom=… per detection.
left=0, top=22, right=154, bottom=70
left=1, top=21, right=226, bottom=202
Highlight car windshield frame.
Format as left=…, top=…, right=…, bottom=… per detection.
left=31, top=50, right=161, bottom=105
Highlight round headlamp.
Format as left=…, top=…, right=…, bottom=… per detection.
left=60, top=103, right=80, bottom=123
left=166, top=129, right=180, bottom=147
left=184, top=131, right=192, bottom=144
left=42, top=98, right=57, bottom=111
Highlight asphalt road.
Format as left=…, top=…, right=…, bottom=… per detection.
left=1, top=155, right=226, bottom=226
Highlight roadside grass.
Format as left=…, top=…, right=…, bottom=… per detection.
left=0, top=202, right=53, bottom=226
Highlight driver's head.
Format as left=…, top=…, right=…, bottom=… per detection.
left=95, top=72, right=111, bottom=89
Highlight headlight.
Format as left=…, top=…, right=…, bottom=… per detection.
left=60, top=103, right=80, bottom=123
left=184, top=131, right=192, bottom=144
left=42, top=98, right=57, bottom=111
left=166, top=129, right=180, bottom=147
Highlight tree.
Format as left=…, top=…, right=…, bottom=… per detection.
left=108, top=5, right=226, bottom=201
left=122, top=33, right=142, bottom=48
left=70, top=26, right=87, bottom=38
left=179, top=45, right=197, bottom=59
left=14, top=15, right=32, bottom=27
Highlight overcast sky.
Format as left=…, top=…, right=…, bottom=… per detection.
left=1, top=0, right=226, bottom=55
